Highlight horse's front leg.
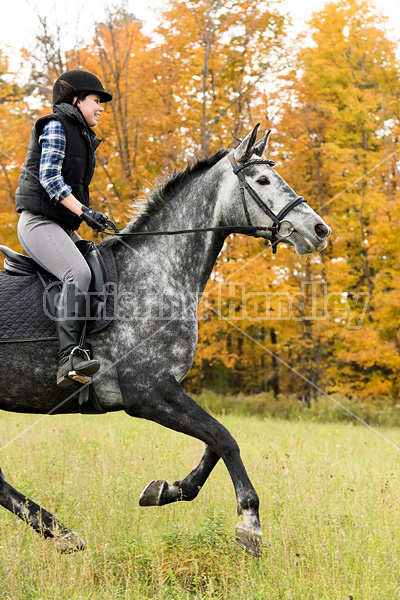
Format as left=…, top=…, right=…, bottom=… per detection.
left=139, top=444, right=220, bottom=506
left=122, top=372, right=262, bottom=557
left=0, top=467, right=84, bottom=553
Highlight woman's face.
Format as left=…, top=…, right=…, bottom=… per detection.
left=76, top=94, right=104, bottom=127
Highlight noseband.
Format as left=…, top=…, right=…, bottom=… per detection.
left=229, top=153, right=307, bottom=254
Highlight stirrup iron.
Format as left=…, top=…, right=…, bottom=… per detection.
left=67, top=371, right=93, bottom=385
left=67, top=346, right=93, bottom=385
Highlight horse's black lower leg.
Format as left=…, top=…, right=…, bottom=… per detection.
left=0, top=467, right=84, bottom=553
left=140, top=445, right=220, bottom=506
left=123, top=372, right=262, bottom=556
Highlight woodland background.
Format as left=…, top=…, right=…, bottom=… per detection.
left=0, top=0, right=399, bottom=405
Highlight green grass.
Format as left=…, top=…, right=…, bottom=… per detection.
left=1, top=409, right=400, bottom=598
left=193, top=390, right=400, bottom=427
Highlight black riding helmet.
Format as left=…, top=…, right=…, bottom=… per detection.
left=52, top=70, right=112, bottom=105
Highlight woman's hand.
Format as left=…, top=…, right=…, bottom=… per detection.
left=80, top=206, right=108, bottom=232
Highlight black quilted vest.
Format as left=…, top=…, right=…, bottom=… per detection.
left=15, top=103, right=100, bottom=231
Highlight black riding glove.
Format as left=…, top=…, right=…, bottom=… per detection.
left=80, top=206, right=108, bottom=232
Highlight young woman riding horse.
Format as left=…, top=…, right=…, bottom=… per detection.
left=1, top=124, right=331, bottom=556
left=15, top=70, right=112, bottom=388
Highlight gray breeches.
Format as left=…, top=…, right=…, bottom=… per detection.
left=17, top=210, right=91, bottom=293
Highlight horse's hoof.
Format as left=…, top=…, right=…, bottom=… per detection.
left=54, top=531, right=85, bottom=554
left=139, top=479, right=168, bottom=506
left=235, top=522, right=263, bottom=557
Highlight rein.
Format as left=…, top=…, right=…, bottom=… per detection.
left=102, top=153, right=307, bottom=254
left=103, top=225, right=268, bottom=236
left=102, top=224, right=276, bottom=251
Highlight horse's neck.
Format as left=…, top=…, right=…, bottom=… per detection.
left=121, top=171, right=225, bottom=293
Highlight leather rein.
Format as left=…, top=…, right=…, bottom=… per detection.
left=103, top=152, right=307, bottom=254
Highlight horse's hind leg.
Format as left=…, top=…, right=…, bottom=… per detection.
left=123, top=373, right=262, bottom=557
left=0, top=467, right=84, bottom=553
left=139, top=445, right=220, bottom=506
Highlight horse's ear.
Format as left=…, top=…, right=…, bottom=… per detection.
left=233, top=123, right=260, bottom=162
left=253, top=130, right=271, bottom=157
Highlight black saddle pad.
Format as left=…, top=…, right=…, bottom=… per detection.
left=0, top=245, right=117, bottom=343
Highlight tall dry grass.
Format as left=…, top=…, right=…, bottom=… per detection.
left=1, top=409, right=400, bottom=598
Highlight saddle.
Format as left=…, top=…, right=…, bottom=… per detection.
left=0, top=240, right=117, bottom=342
left=0, top=241, right=118, bottom=414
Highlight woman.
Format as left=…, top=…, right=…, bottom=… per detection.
left=15, top=70, right=113, bottom=388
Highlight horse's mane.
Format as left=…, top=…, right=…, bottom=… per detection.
left=105, top=148, right=229, bottom=245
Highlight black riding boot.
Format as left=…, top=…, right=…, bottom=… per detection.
left=55, top=283, right=100, bottom=388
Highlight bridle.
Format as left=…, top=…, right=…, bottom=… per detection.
left=228, top=153, right=307, bottom=254
left=102, top=153, right=308, bottom=255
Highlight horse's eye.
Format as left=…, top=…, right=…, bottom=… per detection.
left=257, top=176, right=270, bottom=185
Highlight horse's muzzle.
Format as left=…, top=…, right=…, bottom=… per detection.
left=314, top=223, right=331, bottom=240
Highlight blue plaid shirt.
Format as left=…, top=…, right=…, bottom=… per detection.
left=39, top=120, right=72, bottom=205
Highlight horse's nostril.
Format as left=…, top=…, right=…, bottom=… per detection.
left=315, top=224, right=329, bottom=238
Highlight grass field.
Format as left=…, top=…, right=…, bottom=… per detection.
left=1, top=409, right=400, bottom=599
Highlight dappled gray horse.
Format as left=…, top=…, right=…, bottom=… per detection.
left=0, top=125, right=330, bottom=556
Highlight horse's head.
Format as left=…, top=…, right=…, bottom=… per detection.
left=219, top=124, right=331, bottom=254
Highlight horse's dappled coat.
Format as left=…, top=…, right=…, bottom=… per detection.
left=0, top=126, right=330, bottom=556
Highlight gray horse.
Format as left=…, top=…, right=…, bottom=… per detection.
left=0, top=125, right=330, bottom=556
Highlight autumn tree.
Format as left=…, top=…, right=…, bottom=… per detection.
left=0, top=50, right=33, bottom=250
left=154, top=0, right=286, bottom=156
left=188, top=0, right=400, bottom=402
left=262, top=0, right=400, bottom=401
